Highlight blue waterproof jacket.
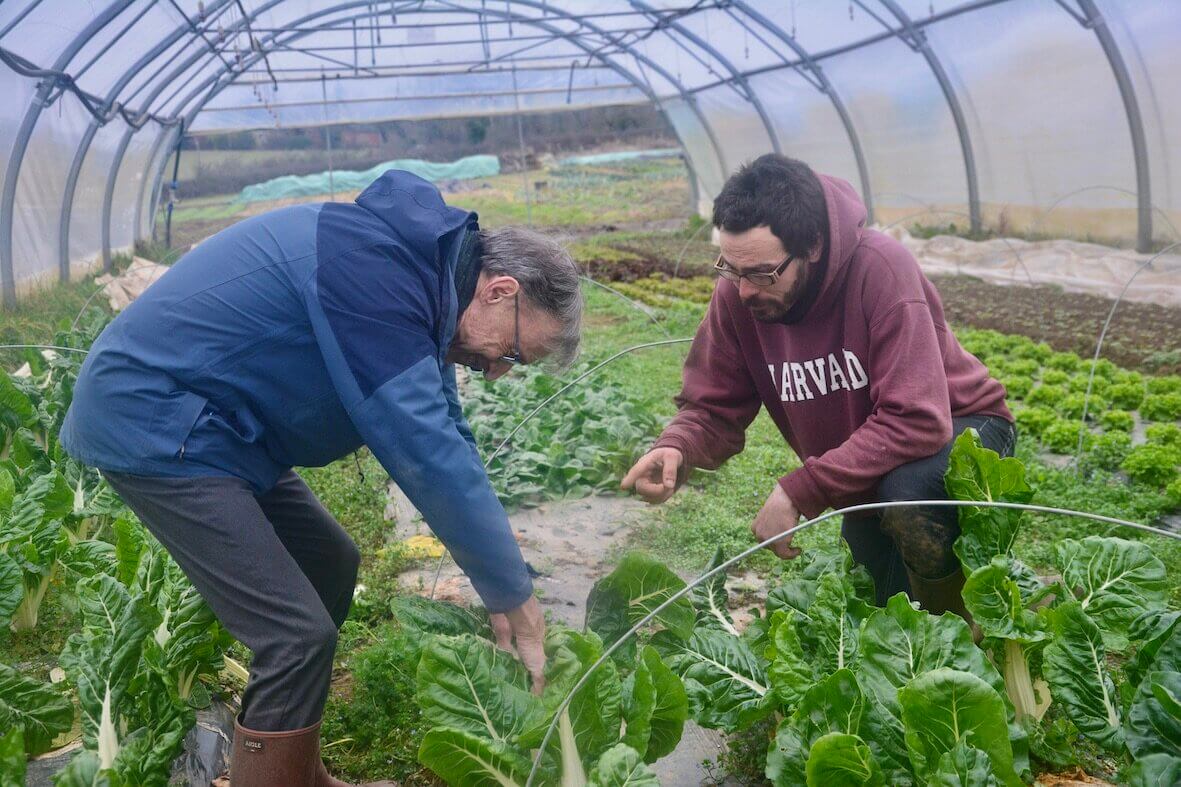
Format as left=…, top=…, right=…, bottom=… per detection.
left=61, top=171, right=532, bottom=612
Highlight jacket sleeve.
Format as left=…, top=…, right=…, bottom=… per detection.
left=442, top=363, right=479, bottom=455
left=306, top=243, right=531, bottom=612
left=779, top=299, right=954, bottom=519
left=652, top=284, right=761, bottom=472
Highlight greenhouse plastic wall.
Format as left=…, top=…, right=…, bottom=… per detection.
left=1, top=0, right=1178, bottom=305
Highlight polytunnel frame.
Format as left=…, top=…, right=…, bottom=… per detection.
left=119, top=0, right=737, bottom=269
left=134, top=0, right=881, bottom=243
left=144, top=0, right=1157, bottom=258
left=0, top=0, right=1159, bottom=307
left=59, top=0, right=240, bottom=283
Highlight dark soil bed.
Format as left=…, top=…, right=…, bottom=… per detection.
left=932, top=274, right=1181, bottom=374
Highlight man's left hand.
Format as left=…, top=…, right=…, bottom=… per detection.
left=751, top=483, right=802, bottom=559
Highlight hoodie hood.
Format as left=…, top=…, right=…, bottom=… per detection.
left=804, top=174, right=868, bottom=318
left=355, top=169, right=475, bottom=262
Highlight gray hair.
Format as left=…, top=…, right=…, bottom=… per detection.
left=479, top=227, right=583, bottom=369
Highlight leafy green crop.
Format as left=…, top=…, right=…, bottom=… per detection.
left=1121, top=444, right=1180, bottom=487
left=1042, top=419, right=1090, bottom=454
left=1140, top=393, right=1181, bottom=421
left=1099, top=410, right=1135, bottom=433
left=0, top=317, right=233, bottom=785
left=1013, top=406, right=1057, bottom=438
left=1107, top=382, right=1145, bottom=411
left=464, top=363, right=664, bottom=510
left=406, top=552, right=692, bottom=786
left=400, top=428, right=1178, bottom=786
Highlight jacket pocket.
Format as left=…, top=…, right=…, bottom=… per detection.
left=141, top=390, right=209, bottom=460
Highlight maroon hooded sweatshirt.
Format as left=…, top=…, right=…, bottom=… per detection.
left=653, top=174, right=1011, bottom=519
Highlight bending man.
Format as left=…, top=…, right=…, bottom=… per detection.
left=63, top=170, right=581, bottom=787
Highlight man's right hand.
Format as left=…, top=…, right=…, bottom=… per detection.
left=620, top=447, right=684, bottom=504
left=491, top=596, right=547, bottom=695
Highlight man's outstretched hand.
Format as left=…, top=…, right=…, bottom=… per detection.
left=490, top=595, right=546, bottom=695
left=752, top=483, right=803, bottom=560
left=620, top=447, right=684, bottom=503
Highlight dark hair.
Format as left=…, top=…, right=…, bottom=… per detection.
left=711, top=154, right=828, bottom=259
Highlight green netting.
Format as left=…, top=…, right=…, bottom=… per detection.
left=234, top=154, right=501, bottom=204
left=557, top=148, right=681, bottom=166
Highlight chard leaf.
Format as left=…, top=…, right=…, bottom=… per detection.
left=62, top=575, right=161, bottom=769
left=112, top=518, right=146, bottom=589
left=945, top=429, right=1033, bottom=572
left=929, top=741, right=999, bottom=786
left=0, top=725, right=24, bottom=787
left=688, top=548, right=737, bottom=635
left=765, top=609, right=814, bottom=709
left=799, top=542, right=876, bottom=605
left=621, top=646, right=686, bottom=763
left=0, top=553, right=22, bottom=626
left=1126, top=753, right=1181, bottom=787
left=416, top=633, right=546, bottom=746
left=1041, top=602, right=1123, bottom=751
left=0, top=663, right=73, bottom=756
left=534, top=627, right=624, bottom=772
left=109, top=675, right=193, bottom=787
left=898, top=669, right=1021, bottom=787
left=586, top=743, right=660, bottom=787
left=766, top=668, right=864, bottom=787
left=1125, top=671, right=1181, bottom=759
left=809, top=573, right=860, bottom=675
left=18, top=470, right=74, bottom=523
left=856, top=593, right=1004, bottom=706
left=667, top=628, right=772, bottom=733
left=961, top=559, right=1048, bottom=644
left=50, top=751, right=106, bottom=787
left=0, top=467, right=14, bottom=513
left=855, top=593, right=1003, bottom=783
left=58, top=540, right=116, bottom=580
left=766, top=578, right=817, bottom=620
left=856, top=693, right=913, bottom=785
left=391, top=595, right=491, bottom=640
left=585, top=552, right=694, bottom=663
left=804, top=732, right=885, bottom=787
left=1055, top=536, right=1167, bottom=647
left=1126, top=610, right=1180, bottom=690
left=0, top=372, right=35, bottom=423
left=418, top=727, right=532, bottom=787
left=158, top=580, right=230, bottom=700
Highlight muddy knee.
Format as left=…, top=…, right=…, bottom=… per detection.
left=880, top=507, right=960, bottom=579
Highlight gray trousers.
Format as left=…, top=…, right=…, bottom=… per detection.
left=102, top=469, right=360, bottom=732
left=841, top=414, right=1017, bottom=606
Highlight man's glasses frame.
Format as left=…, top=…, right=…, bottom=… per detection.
left=714, top=254, right=796, bottom=287
left=499, top=293, right=522, bottom=365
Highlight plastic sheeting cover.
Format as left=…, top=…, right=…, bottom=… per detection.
left=234, top=153, right=501, bottom=204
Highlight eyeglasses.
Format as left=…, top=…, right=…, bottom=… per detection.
left=714, top=253, right=796, bottom=287
left=498, top=294, right=523, bottom=366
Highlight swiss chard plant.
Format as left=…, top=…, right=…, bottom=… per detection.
left=0, top=318, right=235, bottom=785
left=402, top=555, right=692, bottom=786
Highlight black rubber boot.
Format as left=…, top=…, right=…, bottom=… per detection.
left=905, top=564, right=980, bottom=641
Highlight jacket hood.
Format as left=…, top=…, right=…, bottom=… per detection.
left=355, top=169, right=475, bottom=260
left=807, top=174, right=867, bottom=317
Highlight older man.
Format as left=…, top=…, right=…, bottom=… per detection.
left=623, top=154, right=1012, bottom=621
left=62, top=170, right=581, bottom=787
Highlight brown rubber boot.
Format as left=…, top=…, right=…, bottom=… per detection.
left=230, top=715, right=397, bottom=787
left=906, top=565, right=981, bottom=641
left=230, top=715, right=320, bottom=787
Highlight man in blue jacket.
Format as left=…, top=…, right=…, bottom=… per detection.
left=61, top=170, right=582, bottom=787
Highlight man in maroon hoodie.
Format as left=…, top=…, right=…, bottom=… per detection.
left=621, top=154, right=1013, bottom=617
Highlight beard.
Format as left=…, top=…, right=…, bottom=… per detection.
left=743, top=269, right=810, bottom=323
